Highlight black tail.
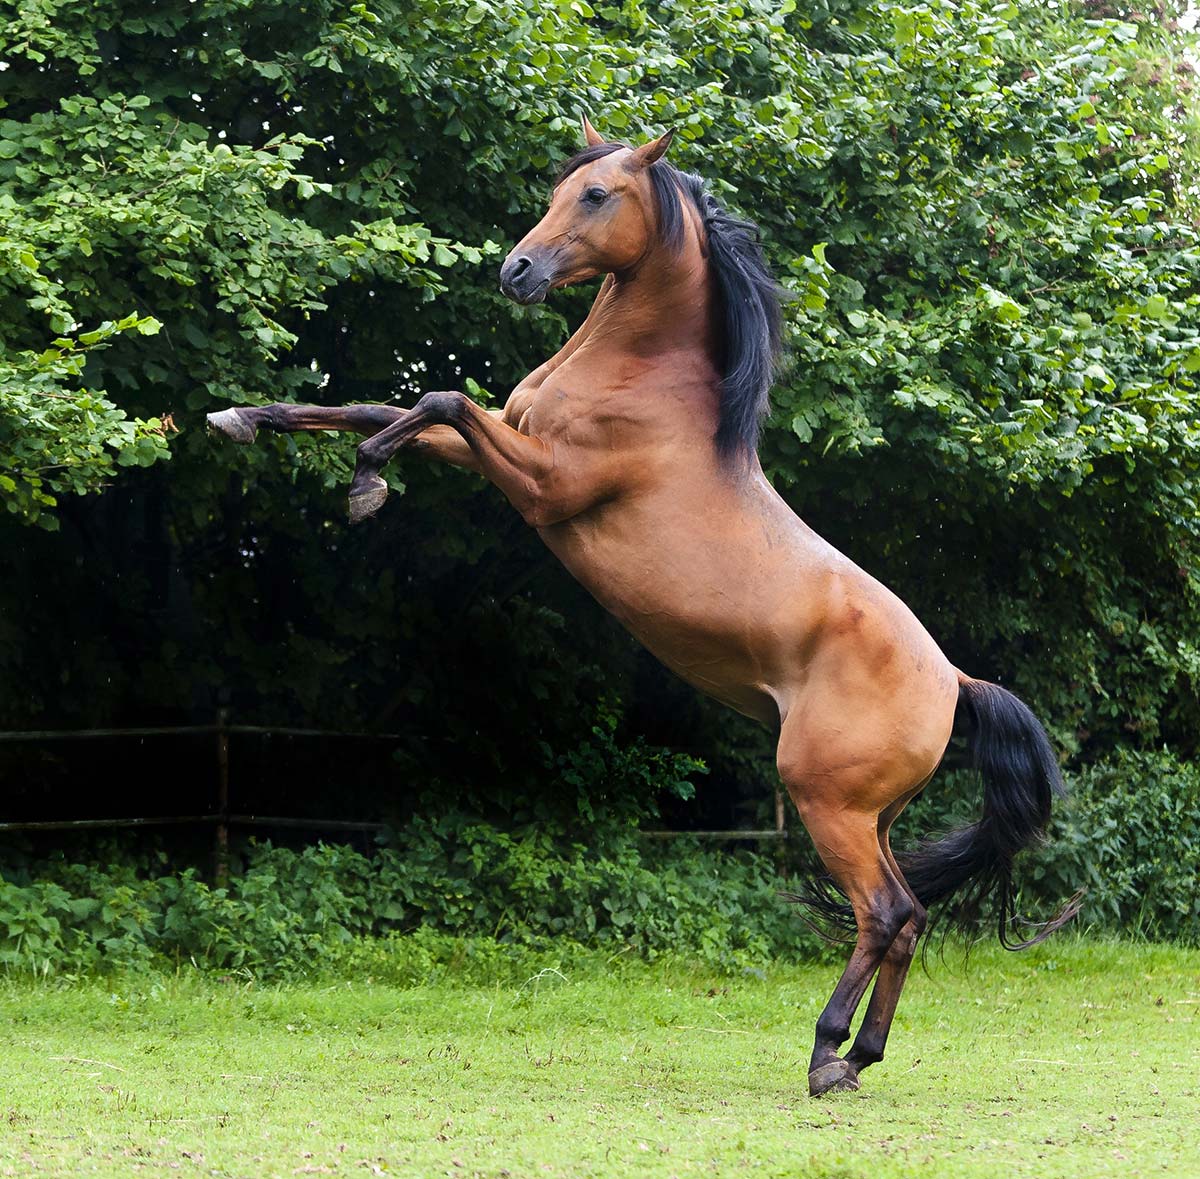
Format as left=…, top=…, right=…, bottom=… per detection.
left=897, top=677, right=1081, bottom=949
left=786, top=677, right=1082, bottom=948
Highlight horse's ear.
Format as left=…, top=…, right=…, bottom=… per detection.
left=581, top=114, right=605, bottom=147
left=627, top=128, right=675, bottom=170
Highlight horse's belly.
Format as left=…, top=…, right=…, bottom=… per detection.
left=537, top=493, right=954, bottom=733
left=539, top=525, right=789, bottom=724
left=625, top=613, right=782, bottom=723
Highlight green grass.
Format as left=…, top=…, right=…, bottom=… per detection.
left=1, top=938, right=1197, bottom=1178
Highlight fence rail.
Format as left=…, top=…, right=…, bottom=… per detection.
left=0, top=723, right=405, bottom=742
left=0, top=814, right=395, bottom=834
left=0, top=815, right=217, bottom=833
left=0, top=713, right=788, bottom=872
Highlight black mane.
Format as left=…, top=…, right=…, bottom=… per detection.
left=557, top=143, right=783, bottom=460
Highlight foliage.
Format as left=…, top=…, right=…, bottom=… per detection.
left=1, top=1, right=1199, bottom=877
left=0, top=833, right=818, bottom=980
left=1028, top=748, right=1200, bottom=942
left=0, top=310, right=170, bottom=526
left=1, top=742, right=1196, bottom=982
left=0, top=716, right=745, bottom=978
left=0, top=69, right=492, bottom=524
left=762, top=3, right=1200, bottom=755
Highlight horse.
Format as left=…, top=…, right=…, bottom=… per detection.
left=207, top=117, right=1079, bottom=1097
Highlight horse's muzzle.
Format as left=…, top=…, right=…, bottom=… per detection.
left=499, top=251, right=552, bottom=305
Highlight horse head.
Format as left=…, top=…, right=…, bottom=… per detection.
left=498, top=118, right=675, bottom=305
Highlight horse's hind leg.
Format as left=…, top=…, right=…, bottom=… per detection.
left=795, top=800, right=916, bottom=1097
left=843, top=824, right=926, bottom=1078
left=207, top=403, right=403, bottom=444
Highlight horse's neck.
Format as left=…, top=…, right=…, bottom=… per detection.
left=575, top=209, right=717, bottom=369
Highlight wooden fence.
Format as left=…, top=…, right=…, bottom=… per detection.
left=0, top=711, right=788, bottom=881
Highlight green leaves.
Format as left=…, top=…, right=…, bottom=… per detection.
left=0, top=316, right=172, bottom=526
left=0, top=76, right=493, bottom=523
left=0, top=0, right=1198, bottom=803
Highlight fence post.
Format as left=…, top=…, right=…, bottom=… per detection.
left=214, top=708, right=230, bottom=886
left=775, top=786, right=788, bottom=879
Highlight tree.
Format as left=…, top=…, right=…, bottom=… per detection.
left=1, top=0, right=1197, bottom=823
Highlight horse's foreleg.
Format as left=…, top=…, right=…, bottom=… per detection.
left=347, top=391, right=559, bottom=524
left=207, top=402, right=404, bottom=443
left=794, top=803, right=915, bottom=1098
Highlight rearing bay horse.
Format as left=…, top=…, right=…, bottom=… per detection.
left=208, top=118, right=1078, bottom=1097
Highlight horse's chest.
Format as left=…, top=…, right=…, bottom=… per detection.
left=523, top=381, right=630, bottom=442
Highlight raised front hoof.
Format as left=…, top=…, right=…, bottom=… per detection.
left=206, top=408, right=257, bottom=444
left=808, top=1059, right=861, bottom=1098
left=348, top=477, right=389, bottom=524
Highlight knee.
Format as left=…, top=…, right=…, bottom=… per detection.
left=415, top=390, right=468, bottom=423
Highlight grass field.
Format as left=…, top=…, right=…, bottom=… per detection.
left=1, top=938, right=1197, bottom=1178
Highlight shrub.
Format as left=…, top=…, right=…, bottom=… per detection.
left=0, top=823, right=823, bottom=979
left=3, top=745, right=1195, bottom=980
left=1028, top=750, right=1200, bottom=943
left=892, top=750, right=1200, bottom=945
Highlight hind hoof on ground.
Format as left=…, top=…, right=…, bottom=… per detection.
left=206, top=408, right=257, bottom=444
left=348, top=476, right=389, bottom=524
left=808, top=1059, right=860, bottom=1097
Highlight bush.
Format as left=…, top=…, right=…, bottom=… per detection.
left=0, top=712, right=824, bottom=979
left=3, top=746, right=1194, bottom=981
left=3, top=0, right=1200, bottom=825
left=0, top=822, right=823, bottom=980
left=1028, top=750, right=1200, bottom=943
left=891, top=749, right=1200, bottom=945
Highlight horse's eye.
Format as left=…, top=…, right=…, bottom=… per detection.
left=583, top=186, right=609, bottom=206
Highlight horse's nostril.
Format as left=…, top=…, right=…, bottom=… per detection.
left=500, top=254, right=547, bottom=303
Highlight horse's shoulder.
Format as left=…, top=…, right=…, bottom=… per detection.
left=501, top=384, right=536, bottom=428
